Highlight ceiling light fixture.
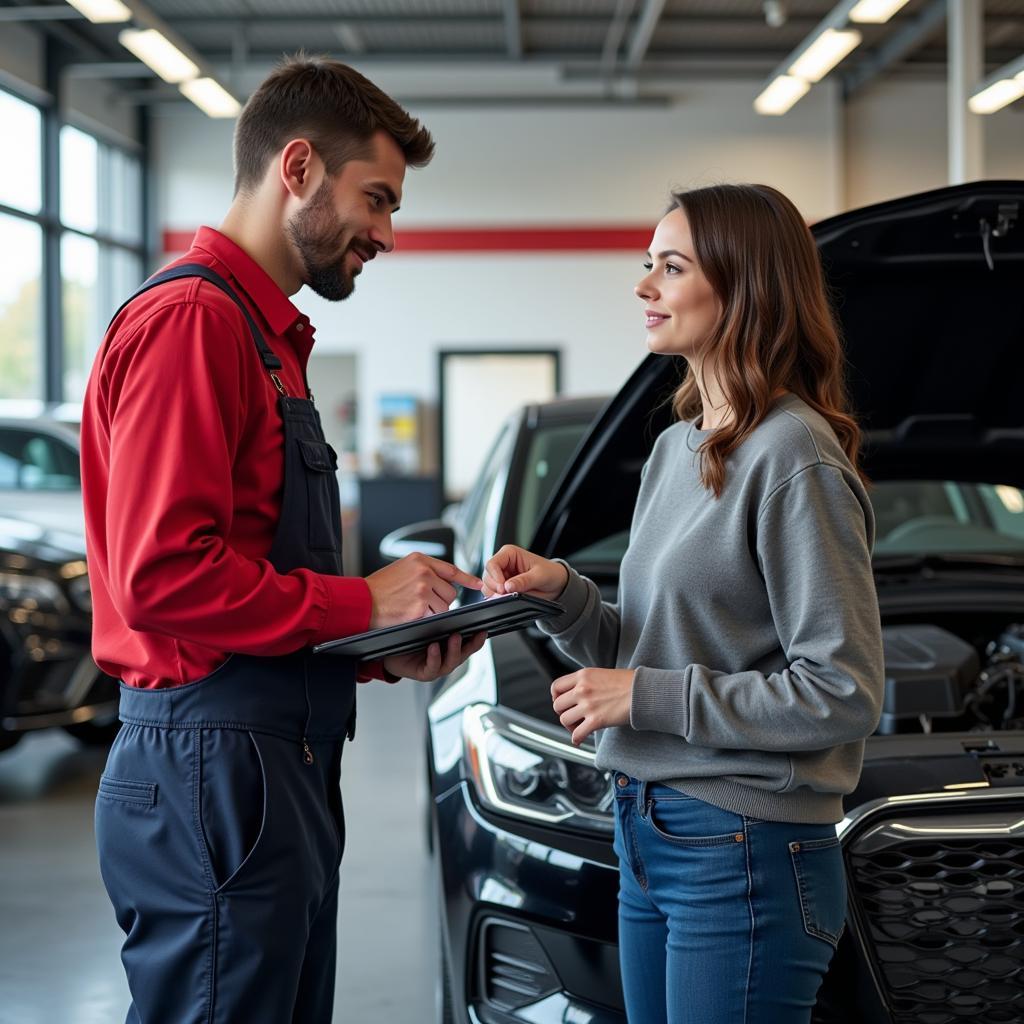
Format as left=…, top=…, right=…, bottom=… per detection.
left=65, top=0, right=131, bottom=23
left=848, top=0, right=911, bottom=24
left=179, top=77, right=242, bottom=118
left=118, top=27, right=199, bottom=84
left=968, top=76, right=1024, bottom=114
left=968, top=52, right=1024, bottom=115
left=788, top=27, right=862, bottom=82
left=754, top=75, right=811, bottom=115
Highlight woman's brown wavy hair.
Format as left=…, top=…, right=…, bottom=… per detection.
left=668, top=183, right=865, bottom=497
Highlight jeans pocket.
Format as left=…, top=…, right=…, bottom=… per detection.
left=196, top=729, right=268, bottom=893
left=789, top=836, right=847, bottom=947
left=647, top=796, right=745, bottom=848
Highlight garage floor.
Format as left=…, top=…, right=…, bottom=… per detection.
left=0, top=680, right=437, bottom=1024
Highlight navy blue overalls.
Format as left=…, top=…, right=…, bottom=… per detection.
left=94, top=265, right=357, bottom=1024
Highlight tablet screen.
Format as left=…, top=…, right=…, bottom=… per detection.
left=311, top=592, right=563, bottom=661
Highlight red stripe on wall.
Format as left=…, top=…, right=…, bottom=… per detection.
left=162, top=225, right=653, bottom=256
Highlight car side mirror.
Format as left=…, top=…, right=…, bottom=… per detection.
left=379, top=519, right=456, bottom=564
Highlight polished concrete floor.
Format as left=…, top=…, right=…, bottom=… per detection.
left=0, top=680, right=437, bottom=1024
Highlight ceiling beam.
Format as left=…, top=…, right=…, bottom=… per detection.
left=162, top=13, right=827, bottom=30
left=0, top=7, right=83, bottom=20
left=601, top=0, right=637, bottom=73
left=625, top=0, right=668, bottom=68
left=841, top=0, right=946, bottom=98
left=502, top=0, right=522, bottom=59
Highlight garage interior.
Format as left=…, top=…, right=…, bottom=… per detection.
left=1, top=1, right=1023, bottom=1023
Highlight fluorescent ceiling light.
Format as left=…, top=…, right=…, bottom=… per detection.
left=180, top=77, right=242, bottom=118
left=848, top=0, right=911, bottom=24
left=968, top=77, right=1024, bottom=114
left=788, top=28, right=862, bottom=83
left=754, top=75, right=811, bottom=115
left=118, top=28, right=198, bottom=84
left=65, top=0, right=131, bottom=23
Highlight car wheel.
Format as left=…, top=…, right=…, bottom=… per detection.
left=0, top=730, right=21, bottom=754
left=62, top=720, right=121, bottom=746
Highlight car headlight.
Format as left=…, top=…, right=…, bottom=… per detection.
left=462, top=703, right=614, bottom=835
left=0, top=572, right=68, bottom=613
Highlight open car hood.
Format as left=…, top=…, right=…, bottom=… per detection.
left=533, top=181, right=1024, bottom=558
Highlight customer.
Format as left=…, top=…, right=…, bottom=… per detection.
left=482, top=184, right=885, bottom=1024
left=82, top=55, right=483, bottom=1024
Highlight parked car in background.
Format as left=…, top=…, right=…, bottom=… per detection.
left=387, top=182, right=1024, bottom=1024
left=0, top=416, right=119, bottom=752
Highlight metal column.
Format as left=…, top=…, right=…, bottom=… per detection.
left=947, top=0, right=984, bottom=184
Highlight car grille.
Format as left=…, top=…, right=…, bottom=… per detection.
left=845, top=802, right=1024, bottom=1024
left=478, top=918, right=560, bottom=1012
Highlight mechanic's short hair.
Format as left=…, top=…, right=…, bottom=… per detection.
left=233, top=53, right=434, bottom=195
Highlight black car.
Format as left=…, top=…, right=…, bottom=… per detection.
left=0, top=416, right=120, bottom=752
left=388, top=182, right=1024, bottom=1024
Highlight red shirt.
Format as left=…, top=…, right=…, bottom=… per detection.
left=82, top=227, right=375, bottom=688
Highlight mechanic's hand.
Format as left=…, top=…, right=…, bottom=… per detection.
left=551, top=668, right=635, bottom=746
left=383, top=631, right=487, bottom=682
left=482, top=545, right=569, bottom=600
left=366, top=553, right=482, bottom=629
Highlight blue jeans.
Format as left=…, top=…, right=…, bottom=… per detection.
left=613, top=776, right=845, bottom=1024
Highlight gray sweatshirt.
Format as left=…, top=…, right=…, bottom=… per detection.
left=539, top=393, right=885, bottom=824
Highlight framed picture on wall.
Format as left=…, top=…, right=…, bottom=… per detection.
left=439, top=348, right=561, bottom=502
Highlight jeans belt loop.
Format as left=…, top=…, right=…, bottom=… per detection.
left=636, top=779, right=649, bottom=819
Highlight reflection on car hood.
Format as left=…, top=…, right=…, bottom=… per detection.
left=533, top=182, right=1024, bottom=557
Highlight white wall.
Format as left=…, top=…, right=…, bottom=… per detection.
left=154, top=80, right=844, bottom=227
left=845, top=79, right=1024, bottom=209
left=150, top=74, right=1022, bottom=472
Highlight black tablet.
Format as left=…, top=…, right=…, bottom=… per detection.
left=311, top=593, right=564, bottom=661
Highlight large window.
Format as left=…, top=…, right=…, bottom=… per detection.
left=0, top=90, right=41, bottom=214
left=0, top=91, right=45, bottom=401
left=0, top=84, right=145, bottom=406
left=60, top=125, right=145, bottom=402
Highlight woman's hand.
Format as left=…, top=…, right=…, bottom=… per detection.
left=551, top=668, right=635, bottom=745
left=483, top=545, right=569, bottom=600
left=383, top=631, right=487, bottom=682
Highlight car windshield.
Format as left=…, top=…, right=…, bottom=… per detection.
left=871, top=481, right=1024, bottom=556
left=561, top=480, right=1024, bottom=568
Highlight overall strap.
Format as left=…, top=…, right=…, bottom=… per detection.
left=108, top=263, right=283, bottom=372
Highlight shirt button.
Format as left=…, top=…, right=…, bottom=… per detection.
left=295, top=322, right=305, bottom=332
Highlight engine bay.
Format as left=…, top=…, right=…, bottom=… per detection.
left=880, top=621, right=1024, bottom=734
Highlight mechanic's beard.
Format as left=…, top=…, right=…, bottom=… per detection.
left=287, top=180, right=356, bottom=302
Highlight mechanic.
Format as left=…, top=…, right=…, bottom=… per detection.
left=81, top=55, right=483, bottom=1023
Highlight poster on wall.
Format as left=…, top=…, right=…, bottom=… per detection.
left=377, top=393, right=421, bottom=475
left=439, top=349, right=561, bottom=501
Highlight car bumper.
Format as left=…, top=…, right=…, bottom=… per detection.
left=436, top=782, right=624, bottom=1024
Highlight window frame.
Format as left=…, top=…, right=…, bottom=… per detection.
left=0, top=74, right=148, bottom=405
